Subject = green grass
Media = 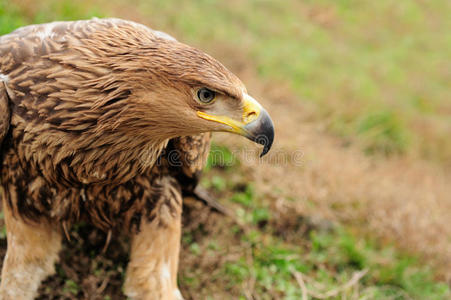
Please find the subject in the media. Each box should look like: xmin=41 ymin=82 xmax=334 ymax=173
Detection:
xmin=0 ymin=0 xmax=104 ymax=35
xmin=218 ymin=229 xmax=450 ymax=299
xmin=205 ymin=142 xmax=240 ymax=171
xmin=0 ymin=0 xmax=26 ymax=35
xmin=63 ymin=279 xmax=80 ymax=295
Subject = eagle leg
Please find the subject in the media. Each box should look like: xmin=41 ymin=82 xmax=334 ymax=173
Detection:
xmin=124 ymin=176 xmax=184 ymax=300
xmin=0 ymin=199 xmax=62 ymax=300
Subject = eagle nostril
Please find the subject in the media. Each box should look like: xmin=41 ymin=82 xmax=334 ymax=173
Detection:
xmin=244 ymin=111 xmax=257 ymax=124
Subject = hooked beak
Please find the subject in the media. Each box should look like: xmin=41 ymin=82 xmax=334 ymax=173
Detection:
xmin=197 ymin=94 xmax=274 ymax=157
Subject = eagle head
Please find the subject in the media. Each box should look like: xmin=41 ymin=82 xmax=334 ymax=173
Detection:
xmin=86 ymin=20 xmax=274 ymax=157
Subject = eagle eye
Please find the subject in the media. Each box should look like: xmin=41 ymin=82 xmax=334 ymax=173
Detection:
xmin=197 ymin=88 xmax=216 ymax=103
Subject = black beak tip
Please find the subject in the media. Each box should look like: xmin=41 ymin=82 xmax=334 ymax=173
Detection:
xmin=257 ymin=129 xmax=274 ymax=157
xmin=245 ymin=109 xmax=275 ymax=158
xmin=260 ymin=144 xmax=271 ymax=157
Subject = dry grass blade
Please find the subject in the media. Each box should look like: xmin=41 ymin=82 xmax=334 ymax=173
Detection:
xmin=291 ymin=269 xmax=308 ymax=300
xmin=62 ymin=221 xmax=71 ymax=242
xmin=293 ymin=269 xmax=368 ymax=299
xmin=101 ymin=230 xmax=112 ymax=254
xmin=96 ymin=277 xmax=109 ymax=295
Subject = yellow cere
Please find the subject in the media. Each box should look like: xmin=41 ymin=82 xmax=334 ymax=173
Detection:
xmin=242 ymin=94 xmax=261 ymax=124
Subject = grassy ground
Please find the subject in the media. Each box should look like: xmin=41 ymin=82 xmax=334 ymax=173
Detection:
xmin=1 ymin=0 xmax=451 ymax=299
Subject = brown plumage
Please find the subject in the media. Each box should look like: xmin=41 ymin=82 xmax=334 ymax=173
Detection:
xmin=0 ymin=18 xmax=274 ymax=299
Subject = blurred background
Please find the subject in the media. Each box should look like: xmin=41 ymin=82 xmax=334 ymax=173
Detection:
xmin=1 ymin=0 xmax=450 ymax=299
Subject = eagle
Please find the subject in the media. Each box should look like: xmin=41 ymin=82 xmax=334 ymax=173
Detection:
xmin=0 ymin=18 xmax=274 ymax=299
